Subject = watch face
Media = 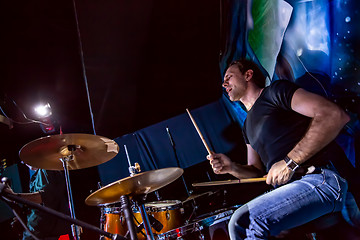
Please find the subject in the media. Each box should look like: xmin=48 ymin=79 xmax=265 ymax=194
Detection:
xmin=288 ymin=161 xmax=297 ymax=169
xmin=286 ymin=158 xmax=299 ymax=171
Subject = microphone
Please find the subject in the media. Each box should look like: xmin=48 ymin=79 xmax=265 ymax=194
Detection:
xmin=148 ymin=214 xmax=163 ymax=232
xmin=136 ymin=214 xmax=163 ymax=233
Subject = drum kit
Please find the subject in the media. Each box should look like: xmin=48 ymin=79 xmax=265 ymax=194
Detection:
xmin=17 ymin=133 xmax=249 ymax=240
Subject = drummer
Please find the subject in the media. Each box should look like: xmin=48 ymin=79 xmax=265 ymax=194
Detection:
xmin=15 ymin=163 xmax=72 ymax=240
xmin=207 ymin=59 xmax=358 ymax=239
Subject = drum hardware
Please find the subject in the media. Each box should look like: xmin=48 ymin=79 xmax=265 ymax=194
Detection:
xmin=124 ymin=145 xmax=141 ymax=177
xmin=185 ymin=204 xmax=199 ymax=224
xmin=121 ymin=195 xmax=138 ymax=240
xmin=19 ymin=133 xmax=119 ymax=240
xmin=86 ymin=167 xmax=184 ymax=240
xmin=157 ymin=208 xmax=236 ymax=240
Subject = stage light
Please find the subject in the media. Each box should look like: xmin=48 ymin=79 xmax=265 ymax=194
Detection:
xmin=33 ymin=103 xmax=56 ymax=133
xmin=34 ymin=103 xmax=52 ymax=118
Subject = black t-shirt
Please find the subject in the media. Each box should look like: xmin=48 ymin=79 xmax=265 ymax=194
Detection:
xmin=243 ymin=80 xmax=343 ymax=172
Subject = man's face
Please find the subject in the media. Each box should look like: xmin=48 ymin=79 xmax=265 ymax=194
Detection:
xmin=223 ymin=65 xmax=247 ymax=101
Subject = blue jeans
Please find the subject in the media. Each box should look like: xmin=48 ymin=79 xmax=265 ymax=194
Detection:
xmin=228 ymin=168 xmax=348 ymax=240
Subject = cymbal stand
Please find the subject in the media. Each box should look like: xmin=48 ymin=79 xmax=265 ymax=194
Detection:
xmin=134 ymin=196 xmax=155 ymax=240
xmin=60 ymin=145 xmax=80 ymax=240
xmin=120 ymin=195 xmax=138 ymax=240
xmin=123 ymin=145 xmax=148 ymax=239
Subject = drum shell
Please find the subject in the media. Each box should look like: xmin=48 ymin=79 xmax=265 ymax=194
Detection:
xmin=134 ymin=200 xmax=184 ymax=236
xmin=101 ymin=207 xmax=127 ymax=240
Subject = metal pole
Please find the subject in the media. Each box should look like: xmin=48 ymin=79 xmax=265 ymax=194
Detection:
xmin=138 ymin=204 xmax=155 ymax=240
xmin=61 ymin=156 xmax=80 ymax=240
xmin=120 ymin=195 xmax=138 ymax=240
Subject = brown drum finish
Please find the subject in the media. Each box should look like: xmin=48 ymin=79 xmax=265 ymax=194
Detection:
xmin=134 ymin=200 xmax=184 ymax=238
xmin=101 ymin=207 xmax=127 ymax=240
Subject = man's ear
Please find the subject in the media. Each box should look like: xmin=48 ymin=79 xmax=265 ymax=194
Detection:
xmin=245 ymin=69 xmax=253 ymax=81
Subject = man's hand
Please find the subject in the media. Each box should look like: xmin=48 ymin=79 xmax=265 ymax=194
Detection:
xmin=266 ymin=160 xmax=294 ymax=186
xmin=207 ymin=153 xmax=234 ymax=174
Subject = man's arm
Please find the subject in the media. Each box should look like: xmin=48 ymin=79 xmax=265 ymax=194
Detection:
xmin=207 ymin=144 xmax=265 ymax=179
xmin=266 ymin=88 xmax=350 ymax=186
xmin=288 ymin=88 xmax=350 ymax=164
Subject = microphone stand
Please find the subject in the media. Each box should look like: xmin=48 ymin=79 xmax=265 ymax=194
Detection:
xmin=0 ymin=181 xmax=126 ymax=240
xmin=166 ymin=127 xmax=190 ymax=197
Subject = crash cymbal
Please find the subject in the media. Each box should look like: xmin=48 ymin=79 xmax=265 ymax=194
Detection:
xmin=182 ymin=191 xmax=213 ymax=203
xmin=19 ymin=133 xmax=119 ymax=170
xmin=85 ymin=167 xmax=183 ymax=206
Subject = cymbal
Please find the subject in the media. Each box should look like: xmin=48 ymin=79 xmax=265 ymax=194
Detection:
xmin=85 ymin=167 xmax=183 ymax=206
xmin=182 ymin=191 xmax=213 ymax=203
xmin=19 ymin=133 xmax=119 ymax=170
xmin=192 ymin=178 xmax=266 ymax=187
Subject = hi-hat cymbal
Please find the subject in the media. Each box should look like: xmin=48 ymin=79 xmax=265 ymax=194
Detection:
xmin=85 ymin=167 xmax=184 ymax=206
xmin=182 ymin=191 xmax=213 ymax=203
xmin=19 ymin=133 xmax=119 ymax=170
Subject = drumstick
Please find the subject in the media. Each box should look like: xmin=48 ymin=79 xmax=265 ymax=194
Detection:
xmin=186 ymin=108 xmax=266 ymax=185
xmin=192 ymin=178 xmax=267 ymax=187
xmin=186 ymin=108 xmax=212 ymax=154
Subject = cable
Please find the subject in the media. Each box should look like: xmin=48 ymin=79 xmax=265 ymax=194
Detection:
xmin=12 ymin=100 xmax=52 ymax=125
xmin=71 ymin=0 xmax=97 ymax=135
xmin=0 ymin=100 xmax=51 ymax=126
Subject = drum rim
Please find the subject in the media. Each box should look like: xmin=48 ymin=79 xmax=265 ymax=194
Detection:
xmin=102 ymin=206 xmax=122 ymax=213
xmin=144 ymin=200 xmax=182 ymax=212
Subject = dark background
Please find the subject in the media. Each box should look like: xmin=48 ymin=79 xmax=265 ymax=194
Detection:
xmin=0 ymin=0 xmax=229 ymax=239
xmin=0 ymin=0 xmax=222 ymax=165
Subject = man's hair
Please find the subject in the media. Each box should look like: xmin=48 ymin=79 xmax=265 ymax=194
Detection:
xmin=229 ymin=59 xmax=266 ymax=88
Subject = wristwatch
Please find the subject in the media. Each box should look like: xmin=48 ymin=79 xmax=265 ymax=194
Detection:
xmin=284 ymin=156 xmax=299 ymax=171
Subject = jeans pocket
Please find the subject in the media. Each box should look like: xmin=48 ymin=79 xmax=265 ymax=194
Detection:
xmin=324 ymin=169 xmax=348 ymax=212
